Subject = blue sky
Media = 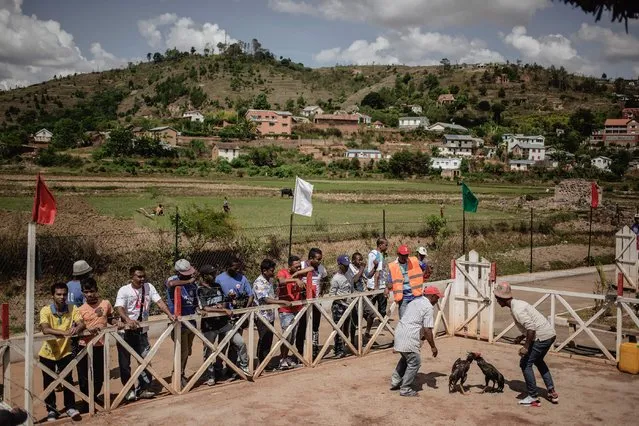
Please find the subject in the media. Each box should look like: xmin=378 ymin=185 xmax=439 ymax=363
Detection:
xmin=1 ymin=0 xmax=638 ymax=89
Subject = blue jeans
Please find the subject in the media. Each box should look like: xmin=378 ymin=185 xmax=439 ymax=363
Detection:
xmin=520 ymin=336 xmax=556 ymax=398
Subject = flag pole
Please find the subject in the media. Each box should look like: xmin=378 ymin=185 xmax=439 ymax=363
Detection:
xmin=288 ymin=213 xmax=293 ymax=258
xmin=587 ymin=204 xmax=593 ymax=266
xmin=25 ymin=221 xmax=36 ymax=424
xmin=462 ymin=208 xmax=466 ymax=255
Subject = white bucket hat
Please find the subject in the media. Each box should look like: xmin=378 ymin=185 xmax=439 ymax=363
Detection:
xmin=73 ymin=260 xmax=93 ymax=276
xmin=417 ymin=246 xmax=428 ymax=256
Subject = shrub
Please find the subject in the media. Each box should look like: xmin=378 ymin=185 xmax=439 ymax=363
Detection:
xmin=171 ymin=205 xmax=237 ymax=252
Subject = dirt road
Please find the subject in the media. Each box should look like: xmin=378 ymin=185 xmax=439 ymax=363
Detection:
xmin=79 ymin=338 xmax=638 ymax=426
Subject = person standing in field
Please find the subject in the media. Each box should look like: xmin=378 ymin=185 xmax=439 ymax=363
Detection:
xmin=165 ymin=259 xmax=199 ymax=387
xmin=77 ymin=278 xmax=114 ymax=405
xmin=39 ymin=282 xmax=85 ymax=422
xmin=365 ymin=238 xmax=389 ymax=340
xmin=298 ymin=247 xmax=328 ymax=359
xmin=330 ymin=255 xmax=355 ymax=358
xmin=223 ymin=197 xmax=230 ymax=214
xmin=494 ymin=282 xmax=559 ymax=406
xmin=276 ymin=255 xmax=306 ymax=369
xmin=114 ymin=266 xmax=175 ymax=401
xmin=390 ymin=286 xmax=442 ymax=397
xmin=253 ymin=258 xmax=290 ymax=367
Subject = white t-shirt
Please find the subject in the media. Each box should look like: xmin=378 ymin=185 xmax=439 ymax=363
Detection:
xmin=115 ymin=282 xmax=162 ymax=322
xmin=510 ymin=299 xmax=556 ymax=341
xmin=366 ymin=250 xmax=385 ymax=290
xmin=300 ymin=261 xmax=327 ymax=296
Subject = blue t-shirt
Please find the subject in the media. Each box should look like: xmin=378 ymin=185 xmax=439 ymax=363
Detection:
xmin=400 ymin=262 xmax=415 ymax=303
xmin=419 ymin=260 xmax=428 ymax=272
xmin=165 ymin=275 xmax=198 ymax=315
xmin=66 ymin=280 xmax=85 ymax=307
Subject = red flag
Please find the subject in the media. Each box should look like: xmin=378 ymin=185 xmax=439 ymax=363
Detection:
xmin=32 ymin=174 xmax=56 ymax=225
xmin=591 ymin=181 xmax=601 ymax=209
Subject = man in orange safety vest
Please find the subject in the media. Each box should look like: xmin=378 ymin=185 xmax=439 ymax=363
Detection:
xmin=388 ymin=245 xmax=424 ymax=319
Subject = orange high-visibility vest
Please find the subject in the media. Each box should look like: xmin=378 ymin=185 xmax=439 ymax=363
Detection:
xmin=388 ymin=257 xmax=424 ymax=302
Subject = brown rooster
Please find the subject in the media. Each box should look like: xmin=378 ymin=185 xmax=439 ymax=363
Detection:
xmin=471 ymin=352 xmax=505 ymax=393
xmin=449 ymin=352 xmax=474 ymax=394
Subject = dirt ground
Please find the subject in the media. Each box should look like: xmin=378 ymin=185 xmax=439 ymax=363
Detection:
xmin=71 ymin=338 xmax=638 ymax=426
xmin=502 ymin=244 xmax=614 ymax=269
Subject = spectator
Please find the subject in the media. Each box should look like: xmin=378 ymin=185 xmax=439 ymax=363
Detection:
xmin=39 ymin=282 xmax=85 ymax=422
xmin=388 ymin=245 xmax=424 ymax=319
xmin=299 ymin=247 xmax=327 ymax=358
xmin=391 ymin=286 xmax=441 ymax=397
xmin=631 ymin=214 xmax=639 ymax=235
xmin=345 ymin=252 xmax=373 ymax=348
xmin=330 ymin=255 xmax=354 ymax=358
xmin=114 ymin=266 xmax=175 ymax=401
xmin=277 ymin=255 xmax=306 ymax=369
xmin=66 ymin=260 xmax=92 ymax=308
xmin=215 ymin=257 xmax=253 ymax=375
xmin=223 ymin=197 xmax=230 ymax=214
xmin=365 ymin=238 xmax=389 ymax=339
xmin=154 ymin=204 xmax=164 ymax=216
xmin=165 ymin=259 xmax=199 ymax=387
xmin=416 ymin=247 xmax=433 ymax=281
xmin=77 ymin=278 xmax=114 ymax=405
xmin=253 ymin=259 xmax=290 ymax=367
xmin=196 ymin=265 xmax=235 ymax=386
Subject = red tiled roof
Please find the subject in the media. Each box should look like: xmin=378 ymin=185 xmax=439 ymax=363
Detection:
xmin=605 ymin=118 xmax=630 ymax=126
xmin=314 ymin=114 xmax=360 ymax=121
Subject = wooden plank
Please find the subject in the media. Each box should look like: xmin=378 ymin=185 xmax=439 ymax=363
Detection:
xmin=363 ymin=298 xmax=396 ymax=355
xmin=616 ymin=304 xmax=623 ymax=363
xmin=620 ymin=302 xmax=639 ymax=330
xmin=248 ymin=312 xmax=255 ymax=375
xmin=554 ymin=305 xmax=609 ymax=352
xmin=357 ymin=296 xmax=363 ymax=356
xmin=312 ymin=299 xmax=358 ymax=366
xmin=103 ymin=332 xmax=111 ymax=412
xmin=510 ymin=285 xmax=607 ymax=300
xmin=173 ymin=320 xmax=182 ymax=393
xmin=2 ymin=344 xmax=10 ymax=404
xmin=88 ymin=343 xmax=95 ymax=414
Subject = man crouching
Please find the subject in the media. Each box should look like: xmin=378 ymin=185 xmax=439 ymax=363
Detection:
xmin=390 ymin=286 xmax=442 ymax=397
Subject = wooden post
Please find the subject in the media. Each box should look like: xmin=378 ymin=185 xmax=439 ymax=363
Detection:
xmin=288 ymin=213 xmax=294 ymax=258
xmin=103 ymin=332 xmax=111 ymax=412
xmin=462 ymin=209 xmax=466 ymax=255
xmin=529 ymin=207 xmax=533 ymax=273
xmin=550 ymin=294 xmax=556 ymax=331
xmin=173 ymin=319 xmax=182 ymax=393
xmin=248 ymin=311 xmax=255 ymax=375
xmin=617 ymin=272 xmax=624 ymax=296
xmin=382 ymin=209 xmax=386 ymax=239
xmin=88 ymin=343 xmax=95 ymax=414
xmin=1 ymin=303 xmax=8 ymax=339
xmin=357 ymin=296 xmax=363 ymax=356
xmin=616 ymin=302 xmax=622 ymax=363
xmin=305 ymin=303 xmax=312 ymax=365
xmin=24 ymin=221 xmax=36 ymax=426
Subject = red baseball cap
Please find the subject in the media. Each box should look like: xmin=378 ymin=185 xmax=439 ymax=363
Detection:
xmin=424 ymin=286 xmax=443 ymax=298
xmin=397 ymin=245 xmax=410 ymax=255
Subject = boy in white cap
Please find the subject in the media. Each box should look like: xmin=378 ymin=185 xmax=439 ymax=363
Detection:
xmin=67 ymin=260 xmax=93 ymax=308
xmin=494 ymin=281 xmax=559 ymax=406
xmin=416 ymin=247 xmax=432 ymax=281
xmin=166 ymin=259 xmax=199 ymax=387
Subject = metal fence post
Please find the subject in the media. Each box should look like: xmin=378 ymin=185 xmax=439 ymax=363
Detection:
xmin=1 ymin=303 xmax=8 ymax=339
xmin=529 ymin=207 xmax=533 ymax=273
xmin=382 ymin=209 xmax=386 ymax=238
xmin=174 ymin=207 xmax=180 ymax=262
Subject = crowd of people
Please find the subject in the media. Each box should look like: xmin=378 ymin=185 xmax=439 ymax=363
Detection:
xmin=37 ymin=237 xmax=558 ymax=420
xmin=38 ymin=238 xmax=436 ymax=420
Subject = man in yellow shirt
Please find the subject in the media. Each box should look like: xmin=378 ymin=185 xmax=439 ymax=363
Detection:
xmin=39 ymin=282 xmax=85 ymax=422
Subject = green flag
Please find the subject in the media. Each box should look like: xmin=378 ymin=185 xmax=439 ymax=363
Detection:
xmin=462 ymin=182 xmax=478 ymax=213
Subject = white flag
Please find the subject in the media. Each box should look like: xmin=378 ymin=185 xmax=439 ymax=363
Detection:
xmin=292 ymin=176 xmax=313 ymax=217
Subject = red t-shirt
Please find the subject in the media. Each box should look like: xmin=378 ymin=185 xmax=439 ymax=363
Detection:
xmin=277 ymin=269 xmax=302 ymax=313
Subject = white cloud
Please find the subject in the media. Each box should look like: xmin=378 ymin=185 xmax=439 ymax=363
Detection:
xmin=137 ymin=14 xmax=235 ymax=54
xmin=270 ymin=0 xmax=548 ymax=28
xmin=577 ymin=23 xmax=639 ymax=63
xmin=0 ymin=4 xmax=129 ymax=89
xmin=313 ymin=29 xmax=504 ymax=66
xmin=137 ymin=13 xmax=177 ymax=49
xmin=502 ymin=26 xmax=597 ymax=75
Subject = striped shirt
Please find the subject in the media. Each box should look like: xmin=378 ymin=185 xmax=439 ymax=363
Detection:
xmin=393 ymin=296 xmax=434 ymax=353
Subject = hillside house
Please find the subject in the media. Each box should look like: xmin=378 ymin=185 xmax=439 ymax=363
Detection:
xmin=591 ymin=156 xmax=612 ymax=172
xmin=292 ymin=116 xmax=310 ymax=124
xmin=33 ymin=128 xmax=53 ymax=144
xmin=427 ymin=122 xmax=468 ymax=133
xmin=345 ymin=149 xmax=382 ymax=160
xmin=495 ymin=74 xmax=510 ymax=84
xmin=503 ymin=134 xmax=546 ymax=162
xmin=372 ymin=121 xmax=385 ymax=129
xmin=211 ymin=143 xmax=243 ymax=161
xmin=355 ymin=113 xmax=372 ymax=125
xmin=148 ymin=126 xmax=180 ymax=146
xmin=601 ymin=118 xmax=639 ymax=146
xmin=437 ymin=94 xmax=455 ymax=105
xmin=182 ymin=110 xmax=204 ymax=122
xmin=245 ymin=109 xmax=293 ymax=136
xmin=313 ymin=113 xmax=362 ymax=134
xmin=509 ymin=159 xmax=535 ymax=172
xmin=301 ymin=106 xmax=324 ymax=117
xmin=398 ymin=116 xmax=430 ymax=130
xmin=441 ymin=135 xmax=484 ymax=157
xmin=431 ymin=157 xmax=461 ymax=178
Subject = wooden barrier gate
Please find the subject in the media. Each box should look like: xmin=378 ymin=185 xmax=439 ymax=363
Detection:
xmin=615 ymin=226 xmax=639 ymax=291
xmin=450 ymin=251 xmax=496 ymax=341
